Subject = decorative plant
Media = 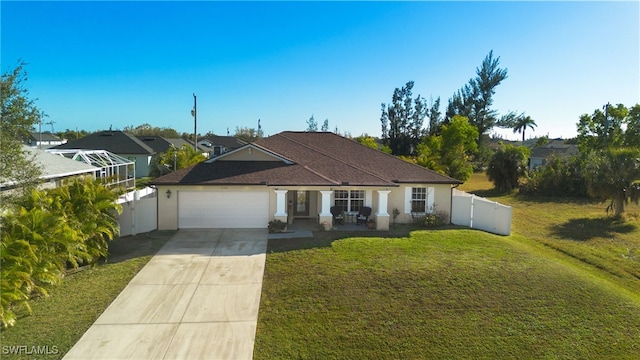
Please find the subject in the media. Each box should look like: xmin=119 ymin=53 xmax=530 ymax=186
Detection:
xmin=367 ymin=218 xmax=376 ymax=229
xmin=268 ymin=219 xmax=287 ymax=233
xmin=392 ymin=207 xmax=400 ymax=225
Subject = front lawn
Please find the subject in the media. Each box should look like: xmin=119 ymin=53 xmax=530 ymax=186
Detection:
xmin=255 ymin=230 xmax=640 ymax=359
xmin=255 ymin=173 xmax=640 ymax=358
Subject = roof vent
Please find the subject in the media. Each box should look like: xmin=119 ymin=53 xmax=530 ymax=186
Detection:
xmin=342 ymin=181 xmax=349 ymax=185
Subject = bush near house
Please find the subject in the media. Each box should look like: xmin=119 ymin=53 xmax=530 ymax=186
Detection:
xmin=0 ymin=177 xmax=122 ymax=328
xmin=520 ymin=155 xmax=588 ymax=198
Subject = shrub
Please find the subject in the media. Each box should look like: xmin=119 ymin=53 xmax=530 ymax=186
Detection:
xmin=268 ymin=220 xmax=287 ymax=233
xmin=520 ymin=155 xmax=588 ymax=198
xmin=487 ymin=144 xmax=530 ymax=192
xmin=412 ymin=211 xmax=448 ymax=228
xmin=0 ymin=177 xmax=122 ymax=328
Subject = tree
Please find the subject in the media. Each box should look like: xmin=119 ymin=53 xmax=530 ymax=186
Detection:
xmin=354 ymin=135 xmax=392 ymax=154
xmin=380 ymin=81 xmax=427 ymax=156
xmin=416 ymin=115 xmax=478 ymax=181
xmin=321 ymin=119 xmax=329 ymax=132
xmin=486 ymin=143 xmax=530 ymax=192
xmin=233 ymin=126 xmax=263 ymax=143
xmin=584 ymin=148 xmax=640 ymax=217
xmin=534 ymin=135 xmax=550 ymax=147
xmin=446 ymin=51 xmax=508 ymax=140
xmin=577 ymin=103 xmax=640 ymax=216
xmin=57 ymin=128 xmax=90 ymax=141
xmin=1 ymin=177 xmax=122 ymax=327
xmin=1 ymin=63 xmax=43 ymax=203
xmin=306 ymin=115 xmax=318 ymax=132
xmin=577 ymin=104 xmax=624 ymax=154
xmin=151 ymin=144 xmax=206 ymax=177
xmin=512 ymin=114 xmax=537 ymax=142
xmin=427 ymin=97 xmax=442 ymax=136
xmin=123 ymin=123 xmax=180 ymax=138
xmin=625 ymin=104 xmax=640 ymax=148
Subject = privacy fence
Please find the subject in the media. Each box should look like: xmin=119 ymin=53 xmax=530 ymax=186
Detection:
xmin=117 ymin=187 xmax=157 ymax=237
xmin=451 ymin=189 xmax=512 ymax=236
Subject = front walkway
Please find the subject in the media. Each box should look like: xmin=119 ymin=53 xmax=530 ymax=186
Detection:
xmin=64 ymin=229 xmax=267 ymax=360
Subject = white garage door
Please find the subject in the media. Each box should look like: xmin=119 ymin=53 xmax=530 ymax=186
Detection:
xmin=178 ymin=190 xmax=269 ymax=228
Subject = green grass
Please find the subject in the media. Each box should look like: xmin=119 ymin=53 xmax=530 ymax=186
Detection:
xmin=0 ymin=231 xmax=172 ymax=359
xmin=255 ymin=173 xmax=640 ymax=359
xmin=460 ymin=172 xmax=640 ymax=290
xmin=0 ymin=258 xmax=151 ymax=359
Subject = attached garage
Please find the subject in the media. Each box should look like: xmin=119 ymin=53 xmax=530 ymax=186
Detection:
xmin=178 ymin=190 xmax=269 ymax=229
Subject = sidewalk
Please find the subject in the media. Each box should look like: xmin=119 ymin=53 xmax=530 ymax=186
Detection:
xmin=63 ymin=229 xmax=268 ymax=360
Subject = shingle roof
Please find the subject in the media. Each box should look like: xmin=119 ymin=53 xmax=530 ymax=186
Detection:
xmin=152 ymin=131 xmax=461 ymax=186
xmin=135 ymin=136 xmax=174 ymax=153
xmin=51 ymin=131 xmax=156 ymax=155
xmin=167 ymin=138 xmax=210 ymax=152
xmin=530 ymin=144 xmax=579 ymax=159
xmin=198 ymin=135 xmax=246 ymax=149
xmin=28 ymin=132 xmax=62 ymax=142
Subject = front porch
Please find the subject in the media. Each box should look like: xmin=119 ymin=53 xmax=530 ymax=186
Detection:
xmin=273 ymin=189 xmax=391 ymax=231
xmin=268 ymin=218 xmax=377 ymax=240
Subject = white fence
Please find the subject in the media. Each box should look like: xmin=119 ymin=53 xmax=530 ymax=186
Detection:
xmin=117 ymin=187 xmax=157 ymax=237
xmin=451 ymin=189 xmax=512 ymax=236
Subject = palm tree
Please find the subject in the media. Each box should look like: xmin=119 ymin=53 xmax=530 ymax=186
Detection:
xmin=513 ymin=115 xmax=537 ymax=142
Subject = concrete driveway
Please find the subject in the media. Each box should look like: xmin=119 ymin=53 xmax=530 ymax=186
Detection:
xmin=64 ymin=229 xmax=267 ymax=360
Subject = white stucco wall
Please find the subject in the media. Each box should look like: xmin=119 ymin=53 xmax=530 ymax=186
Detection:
xmin=156 ymin=184 xmax=455 ymax=230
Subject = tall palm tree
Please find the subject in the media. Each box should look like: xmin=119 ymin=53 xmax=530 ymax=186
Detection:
xmin=513 ymin=115 xmax=537 ymax=142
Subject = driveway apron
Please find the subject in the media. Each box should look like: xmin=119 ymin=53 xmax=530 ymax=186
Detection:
xmin=63 ymin=229 xmax=268 ymax=360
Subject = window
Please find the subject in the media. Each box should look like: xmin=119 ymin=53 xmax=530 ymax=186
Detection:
xmin=406 ymin=187 xmax=434 ymax=214
xmin=411 ymin=187 xmax=427 ymax=213
xmin=334 ymin=190 xmax=365 ymax=212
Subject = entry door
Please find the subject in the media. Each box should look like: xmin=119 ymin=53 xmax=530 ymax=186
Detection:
xmin=293 ymin=190 xmax=310 ymax=217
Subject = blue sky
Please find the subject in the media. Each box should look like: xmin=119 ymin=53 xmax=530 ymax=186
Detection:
xmin=2 ymin=1 xmax=638 ymax=140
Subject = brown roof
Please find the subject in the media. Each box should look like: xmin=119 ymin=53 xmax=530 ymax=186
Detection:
xmin=152 ymin=131 xmax=461 ymax=186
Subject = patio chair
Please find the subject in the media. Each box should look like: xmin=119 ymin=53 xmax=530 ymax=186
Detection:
xmin=356 ymin=206 xmax=372 ymax=225
xmin=330 ymin=205 xmax=344 ymax=225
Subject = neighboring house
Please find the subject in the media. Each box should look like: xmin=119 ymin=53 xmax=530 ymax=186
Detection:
xmin=0 ymin=146 xmax=98 ymax=191
xmin=198 ymin=135 xmax=245 ymax=157
xmin=528 ymin=142 xmax=578 ymax=172
xmin=166 ymin=138 xmax=211 ymax=158
xmin=51 ymin=131 xmax=157 ymax=178
xmin=24 ymin=132 xmax=66 ymax=149
xmin=152 ymin=131 xmax=462 ymax=231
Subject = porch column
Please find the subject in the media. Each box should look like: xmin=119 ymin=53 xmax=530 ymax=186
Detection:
xmin=274 ymin=189 xmax=288 ymax=223
xmin=376 ymin=190 xmax=391 ymax=231
xmin=319 ymin=190 xmax=333 ymax=228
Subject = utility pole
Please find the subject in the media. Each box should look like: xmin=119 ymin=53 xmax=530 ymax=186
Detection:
xmin=191 ymin=93 xmax=197 ymax=151
xmin=603 ymin=102 xmax=611 ymax=146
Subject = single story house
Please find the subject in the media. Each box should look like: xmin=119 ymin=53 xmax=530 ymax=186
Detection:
xmin=24 ymin=132 xmax=66 ymax=149
xmin=0 ymin=146 xmax=98 ymax=191
xmin=52 ymin=131 xmax=156 ymax=177
xmin=197 ymin=135 xmax=246 ymax=157
xmin=152 ymin=131 xmax=462 ymax=231
xmin=528 ymin=142 xmax=578 ymax=172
